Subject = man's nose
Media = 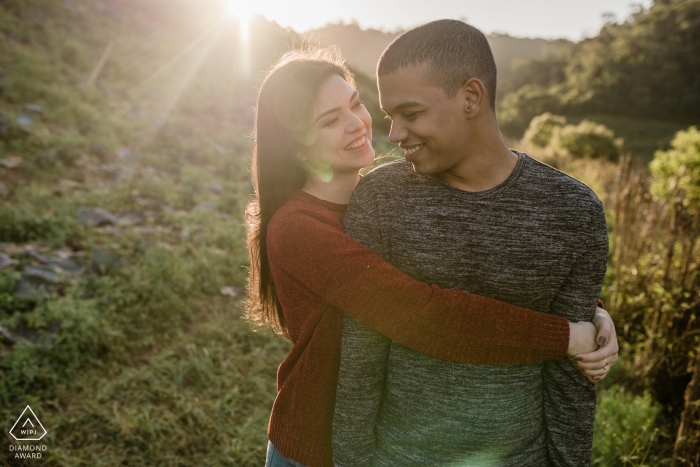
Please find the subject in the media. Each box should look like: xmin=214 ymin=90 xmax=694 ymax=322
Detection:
xmin=388 ymin=121 xmax=408 ymax=144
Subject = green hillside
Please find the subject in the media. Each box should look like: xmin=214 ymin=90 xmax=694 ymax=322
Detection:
xmin=497 ymin=0 xmax=700 ymax=160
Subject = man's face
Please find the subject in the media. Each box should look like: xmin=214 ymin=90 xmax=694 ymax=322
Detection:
xmin=378 ymin=62 xmax=469 ymax=175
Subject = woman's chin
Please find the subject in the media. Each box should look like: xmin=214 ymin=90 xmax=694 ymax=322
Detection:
xmin=359 ymin=147 xmax=376 ymax=168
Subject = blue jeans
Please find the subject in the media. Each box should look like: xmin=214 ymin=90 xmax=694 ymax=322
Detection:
xmin=265 ymin=441 xmax=308 ymax=467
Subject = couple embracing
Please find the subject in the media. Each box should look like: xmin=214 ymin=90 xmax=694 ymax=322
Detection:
xmin=245 ymin=19 xmax=618 ymax=467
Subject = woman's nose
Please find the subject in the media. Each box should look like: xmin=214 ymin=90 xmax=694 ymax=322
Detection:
xmin=345 ymin=112 xmax=365 ymax=132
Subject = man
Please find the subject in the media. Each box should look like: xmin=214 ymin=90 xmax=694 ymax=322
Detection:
xmin=332 ymin=20 xmax=609 ymax=467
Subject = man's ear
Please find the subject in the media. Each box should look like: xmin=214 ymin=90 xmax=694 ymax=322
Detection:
xmin=461 ymin=78 xmax=487 ymax=118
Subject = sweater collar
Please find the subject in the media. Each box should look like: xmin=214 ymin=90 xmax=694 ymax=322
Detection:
xmin=291 ymin=190 xmax=349 ymax=213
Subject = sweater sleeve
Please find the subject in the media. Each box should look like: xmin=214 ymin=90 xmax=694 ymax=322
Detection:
xmin=541 ymin=202 xmax=609 ymax=466
xmin=267 ymin=202 xmax=570 ymax=365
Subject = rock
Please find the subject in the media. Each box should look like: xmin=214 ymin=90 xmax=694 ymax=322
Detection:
xmin=101 ymin=226 xmax=123 ymax=237
xmin=76 ymin=207 xmax=118 ymax=227
xmin=89 ymin=142 xmax=108 ymax=161
xmin=0 ymin=327 xmax=15 ymax=346
xmin=0 ymin=242 xmax=22 ymax=255
xmin=90 ymin=248 xmax=122 ymax=275
xmin=206 ymin=183 xmax=223 ymax=194
xmin=4 ymin=321 xmax=59 ymax=345
xmin=134 ymin=240 xmax=150 ymax=254
xmin=220 ymin=286 xmax=242 ymax=297
xmin=0 ymin=252 xmax=18 ymax=269
xmin=14 ymin=265 xmax=65 ymax=300
xmin=193 ymin=201 xmax=217 ymax=212
xmin=119 ymin=212 xmax=144 ymax=226
xmin=22 ymin=103 xmax=44 ymax=115
xmin=117 ymin=147 xmax=140 ymax=164
xmin=0 ymin=182 xmax=9 ymax=198
xmin=16 ymin=113 xmax=33 ymax=131
xmin=38 ymin=149 xmax=57 ymax=168
xmin=132 ymin=226 xmax=157 ymax=236
xmin=59 ymin=179 xmax=81 ymax=188
xmin=98 ymin=164 xmax=122 ymax=180
xmin=0 ymin=113 xmax=9 ymax=138
xmin=24 ymin=250 xmax=82 ymax=276
xmin=56 ymin=145 xmax=81 ymax=166
xmin=0 ymin=155 xmax=23 ymax=168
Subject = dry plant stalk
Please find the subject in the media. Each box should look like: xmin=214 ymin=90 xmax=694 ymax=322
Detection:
xmin=604 ymin=155 xmax=700 ymax=462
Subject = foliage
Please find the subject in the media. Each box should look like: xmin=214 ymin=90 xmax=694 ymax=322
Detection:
xmin=499 ymin=0 xmax=699 ymax=147
xmin=551 ymin=119 xmax=622 ymax=162
xmin=0 ymin=205 xmax=82 ymax=247
xmin=593 ymin=386 xmax=663 ymax=466
xmin=567 ymin=115 xmax=689 ymax=163
xmin=523 ymin=112 xmax=566 ymax=148
xmin=650 ymin=126 xmax=700 ymax=209
xmin=498 ymin=50 xmax=570 ymax=97
xmin=580 ymin=152 xmax=699 ymax=465
xmin=497 ymin=85 xmax=561 ymax=137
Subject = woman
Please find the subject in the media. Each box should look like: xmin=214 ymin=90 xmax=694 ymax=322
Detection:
xmin=245 ymin=48 xmax=618 ymax=467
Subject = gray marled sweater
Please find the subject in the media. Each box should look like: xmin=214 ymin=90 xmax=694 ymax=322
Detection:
xmin=332 ymin=151 xmax=608 ymax=467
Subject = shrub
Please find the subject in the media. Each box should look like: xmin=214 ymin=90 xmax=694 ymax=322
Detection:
xmin=649 ymin=126 xmax=700 ymax=208
xmin=498 ymin=85 xmax=561 ymax=138
xmin=551 ymin=120 xmax=622 ymax=161
xmin=593 ymin=386 xmax=662 ymax=466
xmin=0 ymin=205 xmax=81 ymax=247
xmin=523 ymin=112 xmax=566 ymax=148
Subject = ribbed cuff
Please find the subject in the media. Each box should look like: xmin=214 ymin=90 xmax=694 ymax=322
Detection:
xmin=529 ymin=313 xmax=570 ymax=361
xmin=268 ymin=420 xmax=334 ymax=467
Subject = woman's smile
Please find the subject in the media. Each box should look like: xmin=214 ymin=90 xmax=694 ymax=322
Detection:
xmin=344 ymin=134 xmax=368 ymax=151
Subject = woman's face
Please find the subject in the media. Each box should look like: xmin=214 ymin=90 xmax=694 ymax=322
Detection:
xmin=301 ymin=75 xmax=374 ymax=179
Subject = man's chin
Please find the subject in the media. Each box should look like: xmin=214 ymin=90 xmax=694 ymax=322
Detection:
xmin=407 ymin=159 xmax=435 ymax=175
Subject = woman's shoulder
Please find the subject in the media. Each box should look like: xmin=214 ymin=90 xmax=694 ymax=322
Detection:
xmin=268 ymin=192 xmax=343 ymax=244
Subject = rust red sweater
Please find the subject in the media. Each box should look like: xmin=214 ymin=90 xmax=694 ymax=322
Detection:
xmin=265 ymin=190 xmax=571 ymax=467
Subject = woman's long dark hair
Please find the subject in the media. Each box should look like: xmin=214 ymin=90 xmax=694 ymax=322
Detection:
xmin=245 ymin=48 xmax=354 ymax=336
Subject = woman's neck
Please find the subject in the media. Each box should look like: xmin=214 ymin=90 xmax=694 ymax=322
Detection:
xmin=301 ymin=170 xmax=360 ymax=204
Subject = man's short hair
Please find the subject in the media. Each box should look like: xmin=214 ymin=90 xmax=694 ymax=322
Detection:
xmin=377 ymin=20 xmax=497 ymax=110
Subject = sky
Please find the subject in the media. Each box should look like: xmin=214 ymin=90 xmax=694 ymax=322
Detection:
xmin=227 ymin=0 xmax=654 ymax=40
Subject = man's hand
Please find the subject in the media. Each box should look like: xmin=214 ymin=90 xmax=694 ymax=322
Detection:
xmin=568 ymin=307 xmax=619 ymax=384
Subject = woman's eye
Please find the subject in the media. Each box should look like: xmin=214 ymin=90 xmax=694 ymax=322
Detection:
xmin=352 ymin=100 xmax=365 ymax=109
xmin=322 ymin=118 xmax=339 ymax=128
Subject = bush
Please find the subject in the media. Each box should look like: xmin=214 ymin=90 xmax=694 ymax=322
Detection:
xmin=593 ymin=386 xmax=662 ymax=466
xmin=551 ymin=120 xmax=622 ymax=161
xmin=0 ymin=205 xmax=81 ymax=246
xmin=523 ymin=113 xmax=566 ymax=148
xmin=649 ymin=126 xmax=700 ymax=208
xmin=498 ymin=85 xmax=561 ymax=138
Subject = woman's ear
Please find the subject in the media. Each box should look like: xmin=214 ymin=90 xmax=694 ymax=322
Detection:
xmin=461 ymin=77 xmax=486 ymax=118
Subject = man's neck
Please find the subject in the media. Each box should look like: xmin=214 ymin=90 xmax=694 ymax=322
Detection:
xmin=301 ymin=170 xmax=360 ymax=204
xmin=436 ymin=135 xmax=518 ymax=193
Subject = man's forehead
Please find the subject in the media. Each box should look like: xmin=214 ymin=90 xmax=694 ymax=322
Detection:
xmin=378 ymin=66 xmax=443 ymax=110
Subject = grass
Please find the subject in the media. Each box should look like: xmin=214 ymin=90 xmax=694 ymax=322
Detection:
xmin=38 ymin=300 xmax=289 ymax=467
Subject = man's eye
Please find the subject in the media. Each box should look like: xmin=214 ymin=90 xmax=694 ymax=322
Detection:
xmin=404 ymin=112 xmax=418 ymax=120
xmin=322 ymin=118 xmax=339 ymax=128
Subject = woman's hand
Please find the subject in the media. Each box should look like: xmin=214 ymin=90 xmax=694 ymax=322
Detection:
xmin=567 ymin=307 xmax=619 ymax=384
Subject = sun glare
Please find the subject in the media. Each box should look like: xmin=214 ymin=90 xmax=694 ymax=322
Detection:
xmin=225 ymin=0 xmax=255 ymax=31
